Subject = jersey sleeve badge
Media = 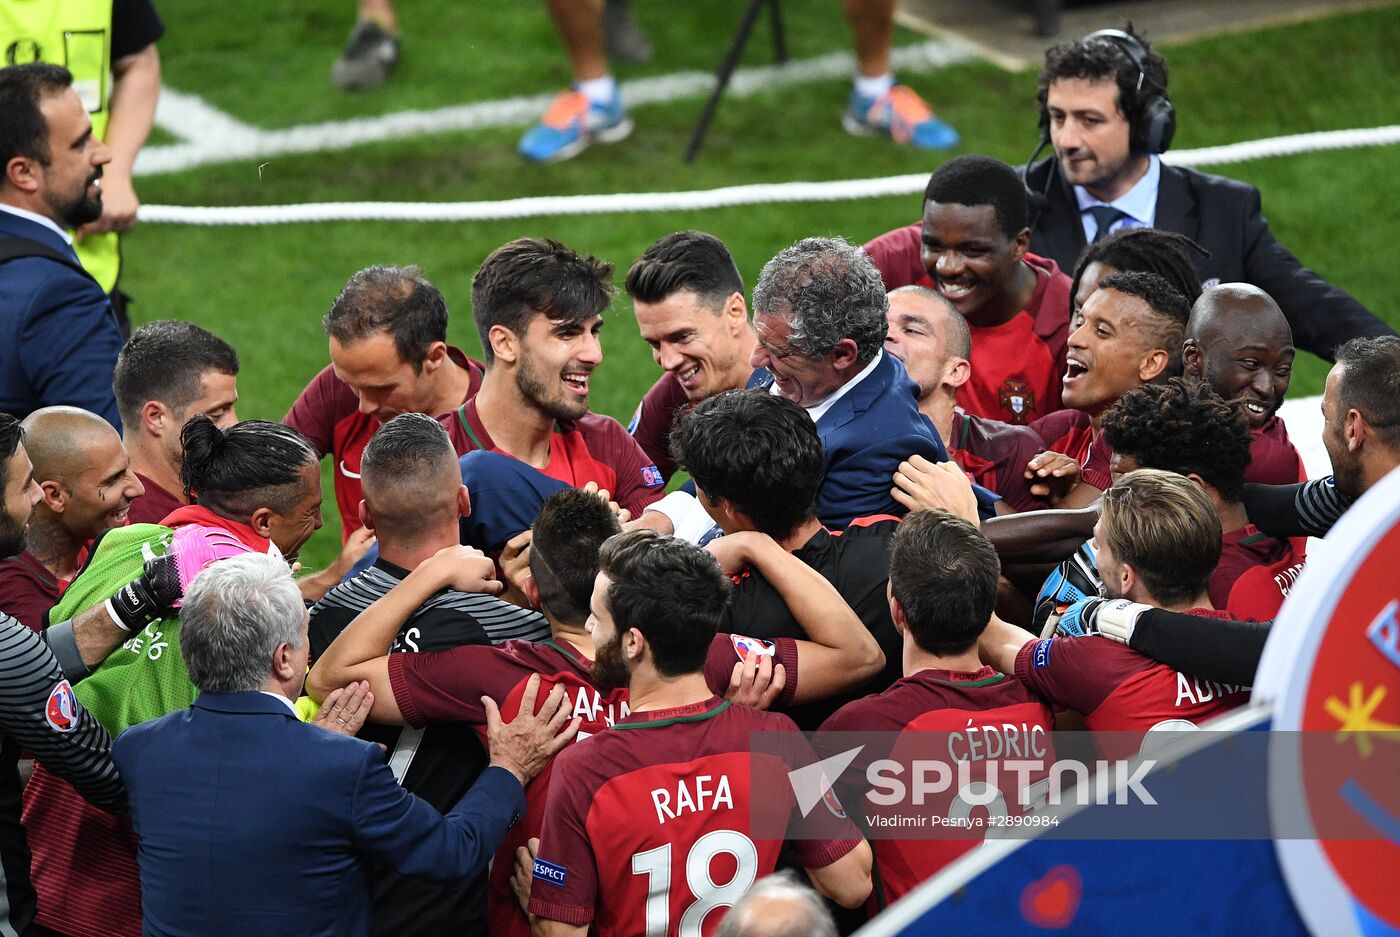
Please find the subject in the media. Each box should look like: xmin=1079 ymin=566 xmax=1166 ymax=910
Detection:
xmin=45 ymin=679 xmax=79 ymax=733
xmin=641 ymin=465 xmax=664 ymax=487
xmin=730 ymin=635 xmax=776 ymax=662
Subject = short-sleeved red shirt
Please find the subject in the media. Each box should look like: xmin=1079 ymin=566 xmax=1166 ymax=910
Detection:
xmin=453 ymin=398 xmax=665 ymax=519
xmin=389 ymin=634 xmax=798 ymax=937
xmin=529 ymin=697 xmax=861 ymax=936
xmin=284 ymin=347 xmax=485 ymax=540
xmin=1031 ymin=408 xmax=1113 ymax=491
xmin=1013 ymin=612 xmax=1249 ymax=758
xmin=947 ymin=412 xmax=1052 ymax=513
xmin=820 ymin=666 xmax=1054 ymax=905
xmin=863 ymin=223 xmax=1071 ymax=425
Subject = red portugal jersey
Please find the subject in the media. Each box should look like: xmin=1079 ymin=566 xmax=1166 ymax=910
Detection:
xmin=1032 ymin=408 xmax=1113 ymax=491
xmin=1227 ymin=555 xmax=1306 ymax=621
xmin=1246 ymin=416 xmax=1307 ymax=486
xmin=1210 ymin=525 xmax=1296 ymax=610
xmin=820 ymin=667 xmax=1054 ymax=906
xmin=863 ymin=224 xmax=1070 ymax=425
xmin=453 ymin=398 xmax=665 ymax=519
xmin=947 ymin=412 xmax=1052 ymax=513
xmin=529 ymin=697 xmax=860 ymax=937
xmin=284 ymin=347 xmax=485 ymax=540
xmin=389 ymin=635 xmax=798 ymax=937
xmin=1013 ymin=612 xmax=1249 ymax=758
xmin=628 ymin=371 xmax=691 ymax=484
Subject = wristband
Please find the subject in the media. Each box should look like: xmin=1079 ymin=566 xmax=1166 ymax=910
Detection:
xmin=104 ymin=577 xmax=161 ymax=634
xmin=1094 ymin=599 xmax=1151 ymax=645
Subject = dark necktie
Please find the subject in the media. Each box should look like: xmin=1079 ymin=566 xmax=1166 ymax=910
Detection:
xmin=1088 ymin=205 xmax=1128 ymax=243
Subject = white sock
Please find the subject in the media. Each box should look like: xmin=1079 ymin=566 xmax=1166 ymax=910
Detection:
xmin=853 ymin=72 xmax=895 ymax=100
xmin=575 ymin=75 xmax=618 ymax=105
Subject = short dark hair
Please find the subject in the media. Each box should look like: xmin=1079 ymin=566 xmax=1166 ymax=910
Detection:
xmin=323 ymin=266 xmax=449 ymax=372
xmin=180 ymin=417 xmax=317 ymax=519
xmin=0 ymin=413 xmax=23 ymax=492
xmin=888 ymin=510 xmax=1000 ymax=656
xmin=360 ymin=413 xmax=458 ymax=544
xmin=1070 ymin=227 xmax=1207 ymax=312
xmin=113 ymin=321 xmax=240 ymax=429
xmin=670 ymin=390 xmax=823 ymax=540
xmin=0 ymin=63 xmax=72 ymax=171
xmin=597 ymin=530 xmax=731 ymax=678
xmin=923 ymin=155 xmax=1030 ymax=239
xmin=531 ymin=489 xmax=622 ymax=626
xmin=1336 ymin=335 xmax=1400 ymax=449
xmin=1037 ymin=26 xmax=1169 ymax=145
xmin=472 ymin=238 xmax=614 ymax=364
xmin=1095 ymin=270 xmax=1191 ymax=376
xmin=753 ymin=237 xmax=888 ymax=365
xmin=625 ymin=231 xmax=745 ymax=309
xmin=1102 ymin=378 xmax=1251 ymax=502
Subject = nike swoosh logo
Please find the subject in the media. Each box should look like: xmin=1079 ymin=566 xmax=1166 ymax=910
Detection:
xmin=338 ymin=459 xmax=361 ymax=479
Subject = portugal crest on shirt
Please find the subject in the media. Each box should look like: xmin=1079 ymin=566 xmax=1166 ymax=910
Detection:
xmin=999 ymin=380 xmax=1036 ymax=424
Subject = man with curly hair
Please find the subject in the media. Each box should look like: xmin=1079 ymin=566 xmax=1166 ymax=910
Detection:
xmin=1101 ymin=378 xmax=1298 ymax=614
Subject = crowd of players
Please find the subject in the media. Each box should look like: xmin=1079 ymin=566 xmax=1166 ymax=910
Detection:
xmin=0 ymin=25 xmax=1398 ymax=937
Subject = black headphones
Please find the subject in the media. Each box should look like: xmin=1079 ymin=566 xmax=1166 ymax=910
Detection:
xmin=1033 ymin=28 xmax=1176 ymax=156
xmin=1085 ymin=28 xmax=1176 ymax=154
xmin=1025 ymin=28 xmax=1176 ymax=228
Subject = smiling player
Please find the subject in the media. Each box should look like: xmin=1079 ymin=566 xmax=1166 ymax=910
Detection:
xmin=625 ymin=232 xmax=760 ymax=482
xmin=0 ymin=407 xmax=142 ymax=630
xmin=1031 ymin=270 xmax=1189 ymax=501
xmin=456 ymin=238 xmax=665 ymax=518
xmin=863 ymin=155 xmax=1073 ymax=425
xmin=1183 ymin=283 xmax=1307 ymax=486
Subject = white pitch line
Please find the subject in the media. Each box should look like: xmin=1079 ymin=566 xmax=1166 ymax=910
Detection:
xmin=135 ymin=38 xmax=978 ymax=176
xmin=154 ymin=88 xmax=262 ymax=145
xmin=137 ymin=122 xmax=1400 ymax=225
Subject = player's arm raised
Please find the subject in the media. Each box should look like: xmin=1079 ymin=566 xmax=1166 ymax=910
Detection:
xmin=306 ymin=545 xmax=501 ymax=723
xmin=978 ymin=614 xmax=1038 ymax=675
xmin=804 ymin=840 xmax=874 ymax=909
xmin=708 ymin=532 xmax=884 ymax=702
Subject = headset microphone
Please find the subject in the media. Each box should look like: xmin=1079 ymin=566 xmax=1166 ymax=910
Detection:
xmin=1024 ymin=134 xmax=1054 ymax=230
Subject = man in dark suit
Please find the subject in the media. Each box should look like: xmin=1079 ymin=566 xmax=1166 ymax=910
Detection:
xmin=1025 ymin=28 xmax=1394 ymax=360
xmin=113 ymin=552 xmax=577 ymax=937
xmin=0 ymin=63 xmax=124 ymax=428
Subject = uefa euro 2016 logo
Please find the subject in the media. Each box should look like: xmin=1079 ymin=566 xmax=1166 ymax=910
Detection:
xmin=45 ymin=680 xmax=78 ymax=733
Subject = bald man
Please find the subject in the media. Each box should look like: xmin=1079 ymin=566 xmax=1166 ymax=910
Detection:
xmin=1183 ymin=283 xmax=1306 ymax=486
xmin=0 ymin=407 xmax=143 ymax=630
xmin=883 ymin=286 xmax=1072 ymax=512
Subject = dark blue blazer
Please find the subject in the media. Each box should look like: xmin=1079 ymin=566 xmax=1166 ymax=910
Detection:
xmin=750 ymin=353 xmax=997 ymax=527
xmin=0 ymin=210 xmax=122 ymax=428
xmin=112 ymin=691 xmax=524 ymax=937
xmin=1024 ymin=156 xmax=1395 ymax=360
